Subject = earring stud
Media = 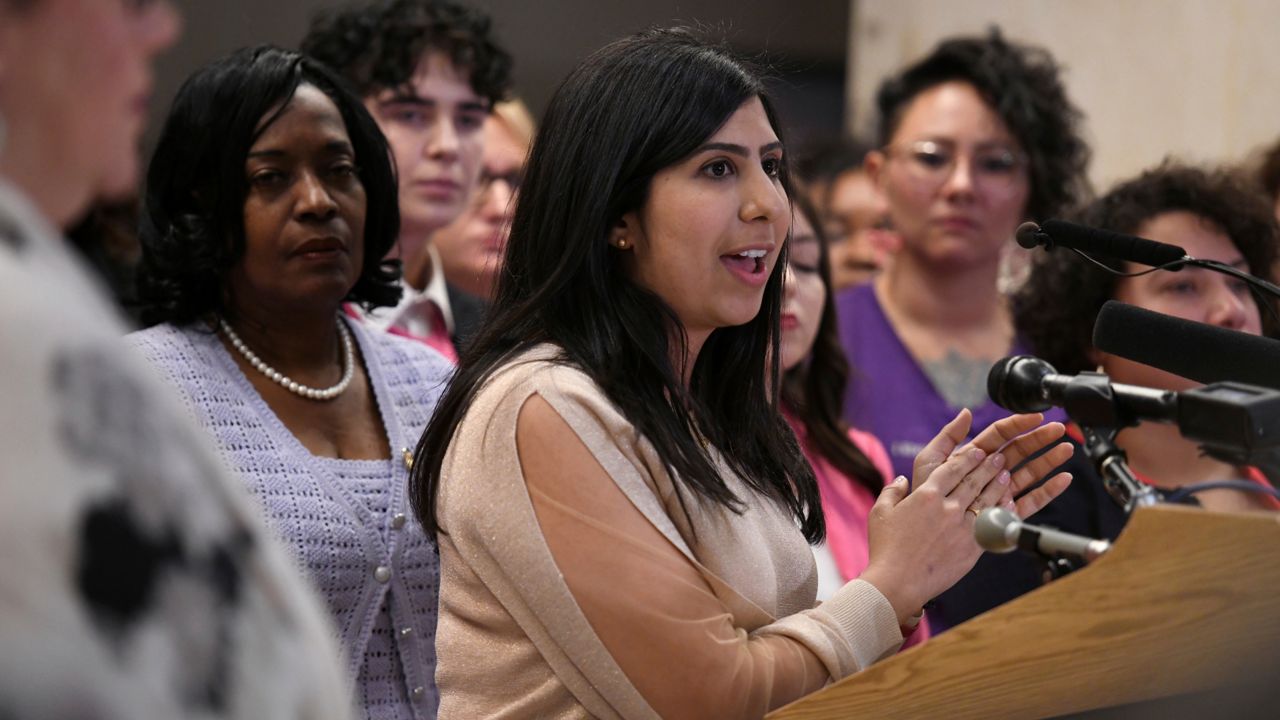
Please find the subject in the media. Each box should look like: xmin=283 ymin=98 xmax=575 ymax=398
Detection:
xmin=615 ymin=238 xmax=629 ymax=249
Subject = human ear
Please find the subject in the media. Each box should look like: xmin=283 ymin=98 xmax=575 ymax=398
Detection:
xmin=864 ymin=149 xmax=887 ymax=189
xmin=611 ymin=214 xmax=635 ymax=250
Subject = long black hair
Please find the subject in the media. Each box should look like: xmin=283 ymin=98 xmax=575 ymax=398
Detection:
xmin=410 ymin=27 xmax=824 ymax=542
xmin=781 ymin=192 xmax=883 ymax=495
xmin=135 ymin=45 xmax=401 ymax=326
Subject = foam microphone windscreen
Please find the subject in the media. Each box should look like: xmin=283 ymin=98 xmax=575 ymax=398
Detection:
xmin=1041 ymin=219 xmax=1187 ymax=268
xmin=1093 ymin=300 xmax=1280 ymax=390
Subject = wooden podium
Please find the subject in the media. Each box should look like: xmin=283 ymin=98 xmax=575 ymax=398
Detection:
xmin=767 ymin=505 xmax=1280 ymax=719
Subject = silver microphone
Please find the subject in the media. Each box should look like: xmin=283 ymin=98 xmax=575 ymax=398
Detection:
xmin=975 ymin=507 xmax=1111 ymax=564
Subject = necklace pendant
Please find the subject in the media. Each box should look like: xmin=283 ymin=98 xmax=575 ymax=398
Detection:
xmin=402 ymin=448 xmax=414 ymax=472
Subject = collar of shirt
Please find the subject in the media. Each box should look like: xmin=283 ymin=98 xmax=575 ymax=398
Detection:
xmin=359 ymin=244 xmax=454 ymax=335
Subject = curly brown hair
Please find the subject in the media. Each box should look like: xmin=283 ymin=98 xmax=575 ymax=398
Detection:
xmin=301 ymin=0 xmax=511 ymax=106
xmin=1257 ymin=137 xmax=1280 ymax=203
xmin=875 ymin=27 xmax=1091 ymax=222
xmin=1012 ymin=161 xmax=1280 ymax=375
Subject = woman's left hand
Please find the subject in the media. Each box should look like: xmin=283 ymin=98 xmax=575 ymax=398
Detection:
xmin=860 ymin=411 xmax=1074 ymax=624
xmin=926 ymin=412 xmax=1075 ymax=520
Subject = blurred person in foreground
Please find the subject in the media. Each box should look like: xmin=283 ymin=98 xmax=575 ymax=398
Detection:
xmin=0 ymin=1 xmax=352 ymax=717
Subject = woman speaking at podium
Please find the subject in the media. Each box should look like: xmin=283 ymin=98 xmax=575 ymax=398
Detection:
xmin=410 ymin=28 xmax=1074 ymax=718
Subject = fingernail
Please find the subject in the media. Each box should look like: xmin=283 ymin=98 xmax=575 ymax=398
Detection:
xmin=997 ymin=470 xmax=1010 ymax=485
xmin=894 ymin=475 xmax=908 ymax=486
xmin=991 ymin=453 xmax=1005 ymax=469
xmin=970 ymin=447 xmax=985 ymax=462
xmin=1003 ymin=500 xmax=1016 ymax=511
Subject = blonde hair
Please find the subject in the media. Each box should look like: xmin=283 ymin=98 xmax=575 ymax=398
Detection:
xmin=489 ymin=98 xmax=536 ymax=150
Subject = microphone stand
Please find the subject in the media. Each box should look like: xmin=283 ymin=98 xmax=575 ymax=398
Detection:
xmin=1079 ymin=425 xmax=1161 ymax=513
xmin=1042 ymin=557 xmax=1081 ymax=583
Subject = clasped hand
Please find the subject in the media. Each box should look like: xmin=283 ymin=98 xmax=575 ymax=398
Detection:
xmin=859 ymin=409 xmax=1073 ymax=626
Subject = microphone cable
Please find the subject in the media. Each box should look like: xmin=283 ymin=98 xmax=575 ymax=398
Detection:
xmin=1163 ymin=479 xmax=1280 ymax=504
xmin=1019 ymin=220 xmax=1280 ymax=328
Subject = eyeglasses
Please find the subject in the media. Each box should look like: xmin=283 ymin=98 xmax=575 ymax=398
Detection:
xmin=884 ymin=139 xmax=1027 ymax=194
xmin=477 ymin=168 xmax=522 ymax=196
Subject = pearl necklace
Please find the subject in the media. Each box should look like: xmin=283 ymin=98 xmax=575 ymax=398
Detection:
xmin=219 ymin=316 xmax=355 ymax=401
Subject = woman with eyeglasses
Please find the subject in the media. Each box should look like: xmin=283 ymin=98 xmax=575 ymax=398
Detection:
xmin=834 ymin=30 xmax=1092 ymax=633
xmin=433 ymin=98 xmax=534 ymax=304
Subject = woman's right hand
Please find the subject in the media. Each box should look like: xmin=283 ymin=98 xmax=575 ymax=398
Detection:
xmin=858 ymin=409 xmax=1074 ymax=625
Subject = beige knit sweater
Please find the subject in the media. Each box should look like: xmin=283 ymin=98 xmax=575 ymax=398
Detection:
xmin=433 ymin=345 xmax=903 ymax=719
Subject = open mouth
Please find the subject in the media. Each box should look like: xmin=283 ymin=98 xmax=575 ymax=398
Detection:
xmin=722 ymin=249 xmax=767 ymax=274
xmin=720 ymin=248 xmax=769 ymax=287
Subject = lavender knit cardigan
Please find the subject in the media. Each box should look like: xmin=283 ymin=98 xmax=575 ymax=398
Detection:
xmin=129 ymin=318 xmax=452 ymax=719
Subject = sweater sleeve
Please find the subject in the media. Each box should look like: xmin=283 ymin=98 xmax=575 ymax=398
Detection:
xmin=518 ymin=390 xmax=901 ymax=719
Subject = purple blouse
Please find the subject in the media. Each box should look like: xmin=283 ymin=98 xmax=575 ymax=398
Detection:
xmin=835 ymin=282 xmax=1065 ymax=480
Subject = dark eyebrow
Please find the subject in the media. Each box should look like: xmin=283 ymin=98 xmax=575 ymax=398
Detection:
xmin=1179 ymin=256 xmax=1248 ymax=273
xmin=380 ymin=94 xmax=433 ymax=107
xmin=694 ymin=140 xmax=784 ymax=157
xmin=247 ymin=139 xmax=354 ymax=161
xmin=380 ymin=94 xmax=490 ymax=114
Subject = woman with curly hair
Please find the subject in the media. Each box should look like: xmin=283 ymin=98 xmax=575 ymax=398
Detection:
xmin=838 ymin=29 xmax=1091 ymax=481
xmin=129 ymin=46 xmax=454 ymax=719
xmin=1014 ymin=162 xmax=1280 ymax=518
xmin=833 ymin=31 xmax=1092 ymax=631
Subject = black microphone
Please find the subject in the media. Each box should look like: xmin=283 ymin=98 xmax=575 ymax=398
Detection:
xmin=974 ymin=507 xmax=1111 ymax=564
xmin=1093 ymin=300 xmax=1280 ymax=392
xmin=988 ymin=355 xmax=1280 ymax=457
xmin=987 ymin=355 xmax=1175 ymax=424
xmin=1015 ymin=219 xmax=1188 ymax=268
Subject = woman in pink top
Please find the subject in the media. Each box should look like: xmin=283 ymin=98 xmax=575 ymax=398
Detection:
xmin=781 ymin=195 xmax=930 ymax=645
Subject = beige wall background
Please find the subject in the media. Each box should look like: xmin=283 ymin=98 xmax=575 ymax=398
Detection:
xmin=849 ymin=0 xmax=1280 ymax=192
